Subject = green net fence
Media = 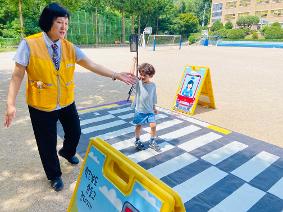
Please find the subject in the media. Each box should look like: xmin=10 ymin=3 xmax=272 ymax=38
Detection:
xmin=67 ymin=11 xmax=132 ymax=46
xmin=0 ymin=10 xmax=132 ymax=48
xmin=0 ymin=37 xmax=20 ymax=48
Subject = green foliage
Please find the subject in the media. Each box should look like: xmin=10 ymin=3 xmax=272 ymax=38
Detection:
xmin=252 ymin=31 xmax=258 ymax=39
xmin=188 ymin=32 xmax=201 ymax=44
xmin=0 ymin=0 xmax=213 ymax=46
xmin=211 ymin=20 xmax=223 ymax=32
xmin=172 ymin=13 xmax=199 ymax=37
xmin=225 ymin=21 xmax=233 ymax=29
xmin=226 ymin=29 xmax=246 ymax=39
xmin=210 ymin=28 xmax=228 ymax=38
xmin=180 ymin=0 xmax=211 ymax=26
xmin=271 ymin=22 xmax=282 ymax=28
xmin=263 ymin=24 xmax=283 ymax=39
xmin=236 ymin=15 xmax=259 ymax=28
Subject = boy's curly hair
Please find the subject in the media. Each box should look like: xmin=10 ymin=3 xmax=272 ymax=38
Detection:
xmin=138 ymin=63 xmax=155 ymax=76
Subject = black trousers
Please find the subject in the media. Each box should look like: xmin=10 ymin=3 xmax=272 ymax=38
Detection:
xmin=28 ymin=102 xmax=81 ymax=180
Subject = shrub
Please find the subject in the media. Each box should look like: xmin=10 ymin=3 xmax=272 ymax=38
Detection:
xmin=264 ymin=26 xmax=283 ymax=39
xmin=210 ymin=28 xmax=228 ymax=38
xmin=225 ymin=21 xmax=233 ymax=29
xmin=271 ymin=22 xmax=281 ymax=28
xmin=188 ymin=33 xmax=201 ymax=44
xmin=227 ymin=29 xmax=246 ymax=39
xmin=252 ymin=31 xmax=258 ymax=39
xmin=211 ymin=20 xmax=223 ymax=32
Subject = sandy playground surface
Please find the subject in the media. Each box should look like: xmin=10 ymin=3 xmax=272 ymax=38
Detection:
xmin=1 ymin=45 xmax=283 ymax=148
xmin=0 ymin=45 xmax=283 ymax=211
xmin=80 ymin=45 xmax=283 ymax=148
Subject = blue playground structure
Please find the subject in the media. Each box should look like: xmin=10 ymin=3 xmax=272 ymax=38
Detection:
xmin=217 ymin=41 xmax=283 ymax=48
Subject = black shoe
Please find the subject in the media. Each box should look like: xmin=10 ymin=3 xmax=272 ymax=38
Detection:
xmin=58 ymin=149 xmax=80 ymax=165
xmin=134 ymin=139 xmax=145 ymax=150
xmin=50 ymin=177 xmax=64 ymax=192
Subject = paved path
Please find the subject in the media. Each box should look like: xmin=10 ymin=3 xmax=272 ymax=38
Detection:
xmin=1 ymin=46 xmax=282 ymax=211
xmin=65 ymin=101 xmax=283 ymax=212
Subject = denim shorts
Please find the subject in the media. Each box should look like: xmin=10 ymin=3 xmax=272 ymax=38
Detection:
xmin=133 ymin=112 xmax=156 ymax=125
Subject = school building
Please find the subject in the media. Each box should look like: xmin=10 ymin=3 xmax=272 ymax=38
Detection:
xmin=210 ymin=0 xmax=283 ymax=26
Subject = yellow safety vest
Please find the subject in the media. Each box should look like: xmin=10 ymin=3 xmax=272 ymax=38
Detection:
xmin=25 ymin=32 xmax=76 ymax=111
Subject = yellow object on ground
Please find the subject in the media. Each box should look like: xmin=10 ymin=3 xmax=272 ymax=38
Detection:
xmin=68 ymin=138 xmax=185 ymax=212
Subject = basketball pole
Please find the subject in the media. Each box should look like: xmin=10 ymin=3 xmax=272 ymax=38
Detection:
xmin=127 ymin=34 xmax=139 ymax=102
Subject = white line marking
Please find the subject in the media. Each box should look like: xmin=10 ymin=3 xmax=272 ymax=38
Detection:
xmin=231 ymin=151 xmax=279 ymax=182
xmin=178 ymin=132 xmax=222 ymax=152
xmin=95 ymin=126 xmax=135 ymax=140
xmin=201 ymin=141 xmax=248 ymax=165
xmin=268 ymin=177 xmax=283 ymax=200
xmin=148 ymin=153 xmax=198 ymax=178
xmin=159 ymin=125 xmax=201 ymax=140
xmin=108 ymin=107 xmax=132 ymax=114
xmin=80 ymin=114 xmax=115 ymax=126
xmin=173 ymin=166 xmax=227 ymax=202
xmin=209 ymin=183 xmax=265 ymax=212
xmin=128 ymin=142 xmax=175 ymax=163
xmin=82 ymin=120 xmax=126 ymax=134
xmin=144 ymin=119 xmax=183 ymax=132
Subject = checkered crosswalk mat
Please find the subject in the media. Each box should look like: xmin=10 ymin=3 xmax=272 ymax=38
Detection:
xmin=58 ymin=101 xmax=283 ymax=211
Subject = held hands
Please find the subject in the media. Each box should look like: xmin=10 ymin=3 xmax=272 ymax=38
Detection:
xmin=116 ymin=72 xmax=137 ymax=85
xmin=4 ymin=104 xmax=16 ymax=128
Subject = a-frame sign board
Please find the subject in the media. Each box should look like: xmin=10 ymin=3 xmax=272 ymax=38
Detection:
xmin=172 ymin=65 xmax=215 ymax=115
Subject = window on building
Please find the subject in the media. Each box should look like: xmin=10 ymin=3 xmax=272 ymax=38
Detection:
xmin=212 ymin=11 xmax=223 ymax=17
xmin=239 ymin=0 xmax=251 ymax=7
xmin=256 ymin=0 xmax=270 ymax=4
xmin=271 ymin=9 xmax=283 ymax=16
xmin=213 ymin=3 xmax=223 ymax=11
xmin=226 ymin=1 xmax=237 ymax=9
xmin=225 ymin=14 xmax=236 ymax=21
xmin=255 ymin=10 xmax=269 ymax=17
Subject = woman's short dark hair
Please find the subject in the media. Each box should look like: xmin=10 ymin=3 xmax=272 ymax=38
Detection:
xmin=138 ymin=63 xmax=155 ymax=76
xmin=39 ymin=3 xmax=70 ymax=32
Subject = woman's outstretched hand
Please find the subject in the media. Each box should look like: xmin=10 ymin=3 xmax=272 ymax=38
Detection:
xmin=117 ymin=72 xmax=137 ymax=85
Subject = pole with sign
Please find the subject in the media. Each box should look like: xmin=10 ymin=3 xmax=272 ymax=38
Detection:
xmin=127 ymin=34 xmax=139 ymax=101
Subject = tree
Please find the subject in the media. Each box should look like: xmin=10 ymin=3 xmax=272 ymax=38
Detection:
xmin=172 ymin=13 xmax=199 ymax=37
xmin=236 ymin=15 xmax=259 ymax=28
xmin=182 ymin=0 xmax=211 ymax=26
xmin=211 ymin=20 xmax=223 ymax=32
xmin=106 ymin=0 xmax=130 ymax=43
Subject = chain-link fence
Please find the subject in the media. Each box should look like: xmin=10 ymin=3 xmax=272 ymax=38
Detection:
xmin=0 ymin=37 xmax=20 ymax=48
xmin=67 ymin=11 xmax=132 ymax=46
xmin=0 ymin=10 xmax=132 ymax=48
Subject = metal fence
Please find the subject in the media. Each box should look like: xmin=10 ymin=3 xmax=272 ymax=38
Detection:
xmin=0 ymin=11 xmax=132 ymax=48
xmin=67 ymin=11 xmax=132 ymax=46
xmin=0 ymin=37 xmax=20 ymax=48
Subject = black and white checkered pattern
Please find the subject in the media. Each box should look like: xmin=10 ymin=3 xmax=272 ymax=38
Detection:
xmin=58 ymin=103 xmax=283 ymax=211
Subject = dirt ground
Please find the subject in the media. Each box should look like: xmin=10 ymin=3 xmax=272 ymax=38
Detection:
xmin=0 ymin=45 xmax=282 ymax=211
xmin=78 ymin=45 xmax=283 ymax=148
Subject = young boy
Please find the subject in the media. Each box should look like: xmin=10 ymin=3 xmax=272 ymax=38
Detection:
xmin=131 ymin=58 xmax=161 ymax=152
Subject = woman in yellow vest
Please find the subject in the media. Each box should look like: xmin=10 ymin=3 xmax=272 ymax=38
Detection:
xmin=4 ymin=3 xmax=136 ymax=191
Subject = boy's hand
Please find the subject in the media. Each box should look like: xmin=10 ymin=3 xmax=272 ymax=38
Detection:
xmin=130 ymin=57 xmax=137 ymax=75
xmin=132 ymin=57 xmax=137 ymax=64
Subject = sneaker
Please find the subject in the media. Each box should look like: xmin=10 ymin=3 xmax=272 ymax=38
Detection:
xmin=135 ymin=139 xmax=145 ymax=150
xmin=149 ymin=139 xmax=161 ymax=152
xmin=50 ymin=177 xmax=64 ymax=192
